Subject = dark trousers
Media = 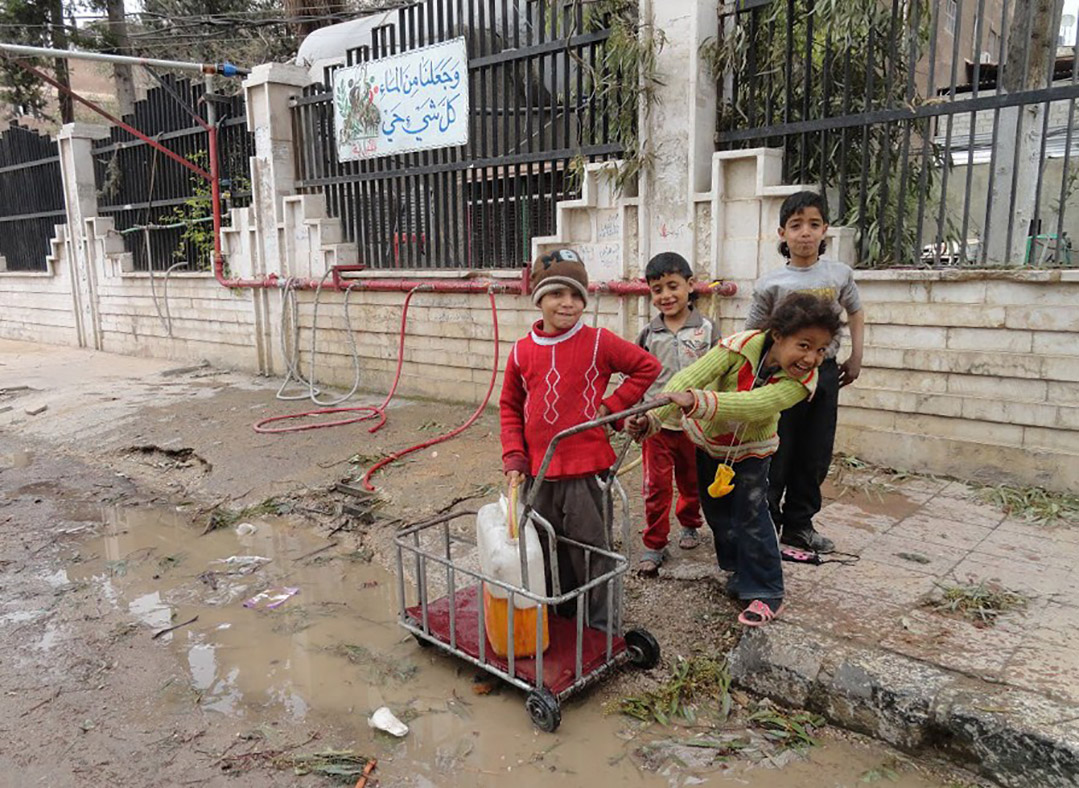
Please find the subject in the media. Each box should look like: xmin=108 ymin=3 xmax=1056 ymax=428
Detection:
xmin=528 ymin=475 xmax=614 ymax=631
xmin=697 ymin=451 xmax=784 ymax=603
xmin=768 ymin=357 xmax=839 ymax=537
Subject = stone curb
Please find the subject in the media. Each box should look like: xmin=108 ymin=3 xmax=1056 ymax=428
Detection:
xmin=729 ymin=622 xmax=1079 ymax=788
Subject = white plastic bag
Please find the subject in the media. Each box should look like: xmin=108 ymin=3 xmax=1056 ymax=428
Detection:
xmin=475 ymin=492 xmax=546 ymax=609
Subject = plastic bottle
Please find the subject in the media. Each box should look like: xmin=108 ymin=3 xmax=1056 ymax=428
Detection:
xmin=475 ymin=489 xmax=549 ymax=657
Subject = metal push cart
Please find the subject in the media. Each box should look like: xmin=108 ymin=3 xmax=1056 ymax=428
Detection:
xmin=394 ymin=399 xmax=669 ymax=732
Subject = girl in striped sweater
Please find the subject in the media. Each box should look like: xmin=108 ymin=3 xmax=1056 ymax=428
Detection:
xmin=627 ymin=294 xmax=842 ymax=626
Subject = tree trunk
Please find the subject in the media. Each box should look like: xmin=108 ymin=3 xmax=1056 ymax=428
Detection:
xmin=284 ymin=0 xmax=347 ymax=38
xmin=105 ymin=0 xmax=136 ymax=118
xmin=985 ymin=0 xmax=1063 ymax=265
xmin=47 ymin=0 xmax=73 ymax=124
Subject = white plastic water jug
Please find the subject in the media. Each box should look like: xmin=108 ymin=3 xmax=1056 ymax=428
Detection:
xmin=475 ymin=493 xmax=546 ymax=609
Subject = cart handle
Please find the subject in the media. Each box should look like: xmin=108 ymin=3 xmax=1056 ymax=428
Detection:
xmin=524 ymin=396 xmax=671 ymax=507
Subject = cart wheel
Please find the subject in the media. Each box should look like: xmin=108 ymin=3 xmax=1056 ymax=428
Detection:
xmin=411 ymin=632 xmax=433 ymax=648
xmin=625 ymin=628 xmax=660 ymax=669
xmin=525 ymin=689 xmax=561 ymax=733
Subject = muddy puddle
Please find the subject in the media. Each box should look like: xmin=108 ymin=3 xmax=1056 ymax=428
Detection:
xmin=60 ymin=505 xmax=950 ymax=787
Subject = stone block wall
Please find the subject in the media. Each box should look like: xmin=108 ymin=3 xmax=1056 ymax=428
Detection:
xmin=840 ymin=271 xmax=1079 ymax=491
xmin=0 ymin=228 xmax=78 ymax=347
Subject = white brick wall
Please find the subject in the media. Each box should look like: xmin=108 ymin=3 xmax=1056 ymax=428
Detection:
xmin=841 ymin=270 xmax=1079 ymax=490
xmin=0 ymin=228 xmax=79 ymax=348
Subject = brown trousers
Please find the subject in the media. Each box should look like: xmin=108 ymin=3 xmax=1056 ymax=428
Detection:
xmin=526 ymin=475 xmax=616 ymax=631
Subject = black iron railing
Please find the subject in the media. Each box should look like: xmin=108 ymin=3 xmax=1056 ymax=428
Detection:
xmin=292 ymin=0 xmax=626 ymax=270
xmin=715 ymin=0 xmax=1079 ymax=268
xmin=0 ymin=123 xmax=65 ymax=272
xmin=92 ymin=75 xmax=253 ymax=272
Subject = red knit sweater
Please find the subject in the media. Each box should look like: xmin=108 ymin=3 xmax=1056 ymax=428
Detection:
xmin=501 ymin=319 xmax=661 ymax=479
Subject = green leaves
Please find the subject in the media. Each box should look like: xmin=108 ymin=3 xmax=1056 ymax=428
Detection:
xmin=746 ymin=704 xmax=824 ymax=749
xmin=976 ymin=483 xmax=1079 ymax=527
xmin=923 ymin=580 xmax=1028 ymax=627
xmin=618 ymin=654 xmax=732 ymax=725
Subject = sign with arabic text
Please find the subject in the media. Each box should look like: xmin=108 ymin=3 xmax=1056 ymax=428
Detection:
xmin=333 ymin=37 xmax=469 ymax=162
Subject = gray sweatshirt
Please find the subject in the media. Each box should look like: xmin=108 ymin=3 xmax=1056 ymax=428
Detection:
xmin=744 ymin=258 xmax=862 ymax=358
xmin=636 ymin=308 xmax=719 ymax=429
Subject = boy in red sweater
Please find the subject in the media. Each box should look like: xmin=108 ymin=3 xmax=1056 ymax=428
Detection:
xmin=501 ymin=249 xmax=660 ymax=630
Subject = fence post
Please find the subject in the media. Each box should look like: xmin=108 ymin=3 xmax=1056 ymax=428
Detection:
xmin=243 ymin=62 xmax=313 ymax=374
xmin=57 ymin=122 xmax=109 ymax=350
xmin=637 ymin=0 xmax=720 ymax=273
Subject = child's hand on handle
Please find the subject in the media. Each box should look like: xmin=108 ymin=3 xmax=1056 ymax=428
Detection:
xmin=667 ymin=390 xmax=695 ymax=410
xmin=625 ymin=414 xmax=650 ymax=440
xmin=838 ymin=358 xmax=861 ymax=387
xmin=505 ymin=470 xmax=525 ymax=489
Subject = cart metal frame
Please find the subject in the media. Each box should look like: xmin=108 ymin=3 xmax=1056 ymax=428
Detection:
xmin=394 ymin=398 xmax=668 ymax=731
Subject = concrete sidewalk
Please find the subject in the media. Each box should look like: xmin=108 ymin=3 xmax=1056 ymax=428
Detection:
xmin=727 ymin=470 xmax=1079 ymax=788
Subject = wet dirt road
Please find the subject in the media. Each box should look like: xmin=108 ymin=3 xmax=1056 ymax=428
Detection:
xmin=0 ymin=442 xmax=972 ymax=788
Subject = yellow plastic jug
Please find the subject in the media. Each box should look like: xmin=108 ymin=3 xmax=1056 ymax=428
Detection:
xmin=475 ymin=487 xmax=549 ymax=657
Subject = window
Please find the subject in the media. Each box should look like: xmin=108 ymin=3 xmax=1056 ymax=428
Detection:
xmin=944 ymin=0 xmax=957 ymax=36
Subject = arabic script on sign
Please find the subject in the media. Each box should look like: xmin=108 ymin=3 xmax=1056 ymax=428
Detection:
xmin=333 ymin=37 xmax=469 ymax=162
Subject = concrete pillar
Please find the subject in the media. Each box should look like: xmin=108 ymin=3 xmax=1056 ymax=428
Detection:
xmin=637 ymin=0 xmax=719 ymax=273
xmin=243 ymin=62 xmax=313 ymax=374
xmin=57 ymin=122 xmax=109 ymax=350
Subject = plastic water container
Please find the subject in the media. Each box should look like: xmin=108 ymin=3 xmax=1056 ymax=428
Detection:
xmin=475 ymin=492 xmax=549 ymax=657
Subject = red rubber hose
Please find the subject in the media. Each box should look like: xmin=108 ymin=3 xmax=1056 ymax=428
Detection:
xmin=361 ymin=290 xmax=500 ymax=491
xmin=252 ymin=287 xmax=422 ymax=435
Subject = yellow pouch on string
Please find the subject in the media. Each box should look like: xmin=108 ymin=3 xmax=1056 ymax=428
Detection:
xmin=708 ymin=463 xmax=736 ymax=498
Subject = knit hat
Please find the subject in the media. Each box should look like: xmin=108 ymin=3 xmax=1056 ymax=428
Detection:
xmin=530 ymin=248 xmax=589 ymax=306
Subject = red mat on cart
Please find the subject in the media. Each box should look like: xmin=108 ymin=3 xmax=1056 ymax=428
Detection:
xmin=405 ymin=585 xmax=626 ymax=696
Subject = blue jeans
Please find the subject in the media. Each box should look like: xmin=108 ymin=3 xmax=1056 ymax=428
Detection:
xmin=696 ymin=451 xmax=784 ymax=603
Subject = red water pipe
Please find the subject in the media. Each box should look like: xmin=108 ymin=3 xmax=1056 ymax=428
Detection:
xmin=224 ymin=266 xmax=739 ymax=297
xmin=9 ymin=59 xmax=211 ymax=179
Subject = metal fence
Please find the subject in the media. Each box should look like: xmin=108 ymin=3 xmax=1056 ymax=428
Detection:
xmin=92 ymin=75 xmax=254 ymax=272
xmin=291 ymin=0 xmax=627 ymax=270
xmin=0 ymin=123 xmax=65 ymax=272
xmin=715 ymin=0 xmax=1079 ymax=268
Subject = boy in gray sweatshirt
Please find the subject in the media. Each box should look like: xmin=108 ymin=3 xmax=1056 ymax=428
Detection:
xmin=745 ymin=191 xmax=865 ymax=553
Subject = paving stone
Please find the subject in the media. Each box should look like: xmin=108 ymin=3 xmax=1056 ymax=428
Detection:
xmin=887 ymin=513 xmax=994 ymax=551
xmin=782 ymin=584 xmax=907 ymax=645
xmin=973 ymin=526 xmax=1079 ymax=571
xmin=948 ymin=553 xmax=1074 ymax=601
xmin=1004 ymin=642 xmax=1079 ymax=707
xmin=998 ymin=517 xmax=1079 ymax=545
xmin=880 ymin=608 xmax=1024 ymax=681
xmin=935 ymin=480 xmax=980 ymax=500
xmin=808 ymin=521 xmax=883 ymax=554
xmin=857 ymin=532 xmax=969 ymax=576
xmin=922 ymin=494 xmax=1006 ymax=528
xmin=817 ymin=500 xmax=903 ymax=533
xmin=820 ymin=557 xmax=940 ymax=604
xmin=1023 ymin=601 xmax=1079 ymax=650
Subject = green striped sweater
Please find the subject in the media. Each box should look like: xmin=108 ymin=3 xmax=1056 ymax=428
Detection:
xmin=647 ymin=330 xmax=819 ymax=462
